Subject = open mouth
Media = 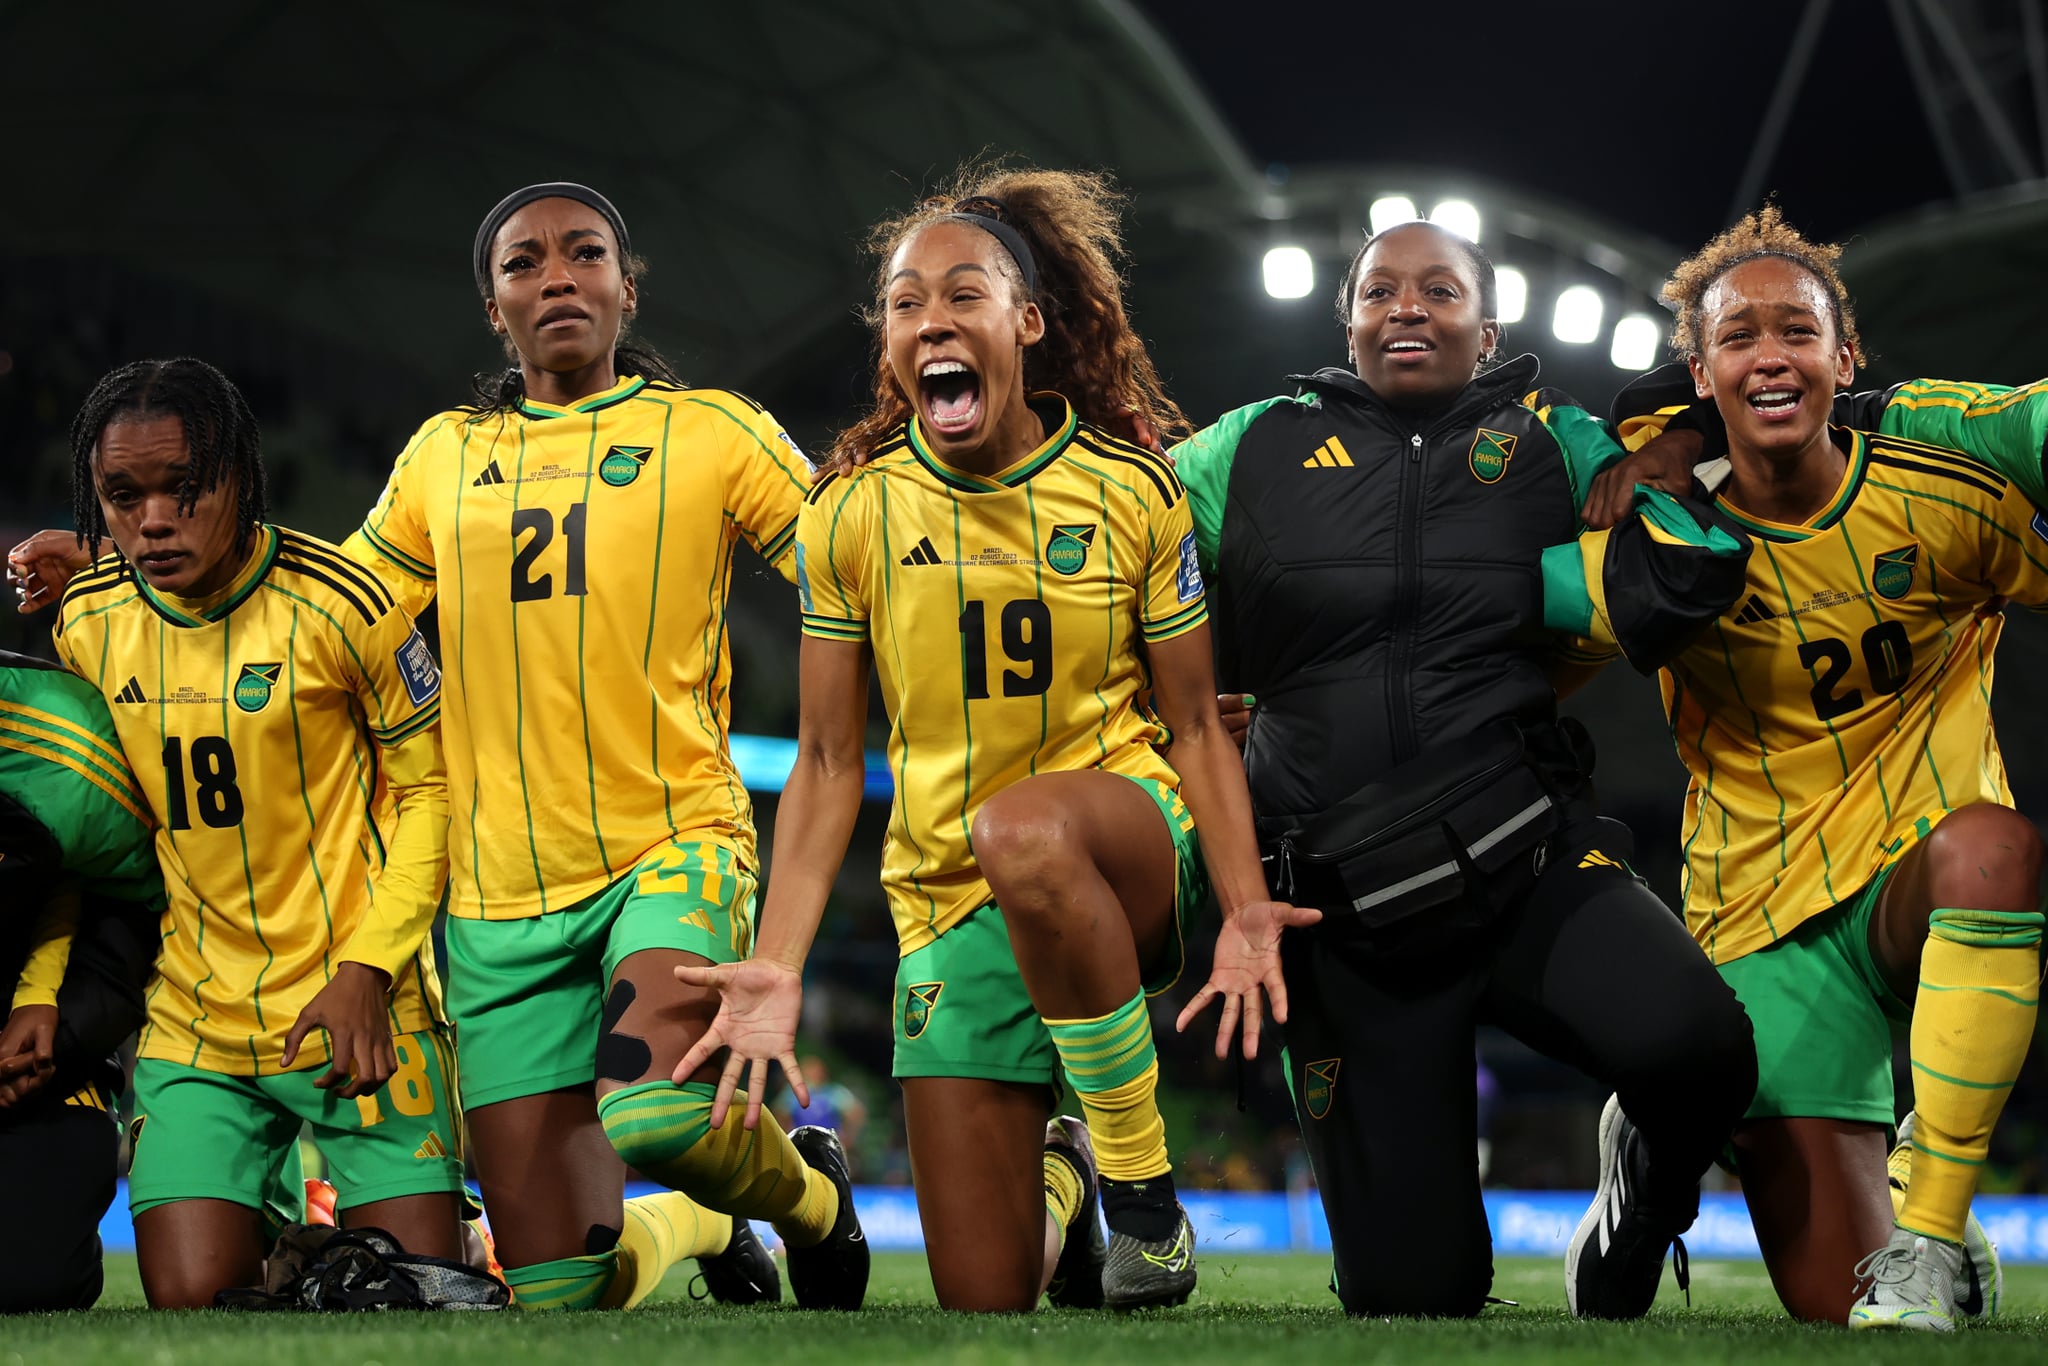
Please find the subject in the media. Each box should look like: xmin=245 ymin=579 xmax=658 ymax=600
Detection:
xmin=920 ymin=359 xmax=982 ymax=435
xmin=1747 ymin=386 xmax=1801 ymax=419
xmin=1382 ymin=338 xmax=1435 ymax=363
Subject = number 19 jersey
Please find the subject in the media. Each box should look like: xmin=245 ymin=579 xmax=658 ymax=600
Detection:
xmin=346 ymin=376 xmax=812 ymax=919
xmin=797 ymin=397 xmax=1208 ymax=955
xmin=1657 ymin=429 xmax=2048 ymax=963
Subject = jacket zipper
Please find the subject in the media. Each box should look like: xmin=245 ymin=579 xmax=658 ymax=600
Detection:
xmin=1387 ymin=430 xmax=1425 ymax=762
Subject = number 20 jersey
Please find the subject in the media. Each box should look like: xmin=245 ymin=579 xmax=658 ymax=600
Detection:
xmin=346 ymin=376 xmax=812 ymax=919
xmin=797 ymin=397 xmax=1208 ymax=956
xmin=1661 ymin=428 xmax=2048 ymax=964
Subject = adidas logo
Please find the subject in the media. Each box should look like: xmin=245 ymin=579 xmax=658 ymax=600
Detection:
xmin=1302 ymin=436 xmax=1355 ymax=469
xmin=677 ymin=909 xmax=715 ymax=934
xmin=1733 ymin=595 xmax=1776 ymax=625
xmin=1578 ymin=849 xmax=1623 ymax=871
xmin=414 ymin=1131 xmax=449 ymax=1160
xmin=472 ymin=460 xmax=506 ymax=487
xmin=900 ymin=536 xmax=943 ymax=567
xmin=114 ymin=676 xmax=147 ymax=704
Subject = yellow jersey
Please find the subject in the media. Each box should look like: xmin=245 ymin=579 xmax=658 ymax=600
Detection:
xmin=1568 ymin=429 xmax=2048 ymax=963
xmin=54 ymin=526 xmax=448 ymax=1074
xmin=796 ymin=396 xmax=1208 ymax=955
xmin=343 ymin=376 xmax=811 ymax=919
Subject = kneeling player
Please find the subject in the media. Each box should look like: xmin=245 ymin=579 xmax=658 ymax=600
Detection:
xmin=0 ymin=650 xmax=164 ymax=1311
xmin=1550 ymin=209 xmax=2047 ymax=1329
xmin=53 ymin=358 xmax=470 ymax=1308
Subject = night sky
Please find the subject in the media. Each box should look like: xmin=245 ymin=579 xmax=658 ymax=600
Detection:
xmin=1134 ymin=1 xmax=1949 ymax=250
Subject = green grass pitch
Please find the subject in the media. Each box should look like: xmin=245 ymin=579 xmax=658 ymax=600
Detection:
xmin=7 ymin=1253 xmax=2045 ymax=1362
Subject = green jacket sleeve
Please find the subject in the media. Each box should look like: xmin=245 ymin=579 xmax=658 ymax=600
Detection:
xmin=1541 ymin=487 xmax=1752 ymax=673
xmin=1522 ymin=388 xmax=1630 ymax=513
xmin=1870 ymin=378 xmax=2048 ymax=511
xmin=1170 ymin=396 xmax=1300 ymax=576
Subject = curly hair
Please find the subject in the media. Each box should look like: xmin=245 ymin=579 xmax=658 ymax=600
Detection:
xmin=71 ymin=357 xmax=269 ymax=560
xmin=826 ymin=160 xmax=1187 ymax=470
xmin=1663 ymin=205 xmax=1862 ymax=362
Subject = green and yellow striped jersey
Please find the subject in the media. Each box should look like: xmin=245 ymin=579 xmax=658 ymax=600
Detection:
xmin=54 ymin=526 xmax=448 ymax=1074
xmin=796 ymin=396 xmax=1207 ymax=955
xmin=343 ymin=376 xmax=810 ymax=919
xmin=0 ymin=653 xmax=161 ymax=908
xmin=1563 ymin=428 xmax=2048 ymax=963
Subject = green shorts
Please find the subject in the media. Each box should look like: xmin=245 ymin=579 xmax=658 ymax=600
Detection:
xmin=128 ymin=1028 xmax=463 ymax=1216
xmin=1717 ymin=863 xmax=1909 ymax=1126
xmin=446 ymin=835 xmax=757 ymax=1108
xmin=892 ymin=774 xmax=1207 ymax=1087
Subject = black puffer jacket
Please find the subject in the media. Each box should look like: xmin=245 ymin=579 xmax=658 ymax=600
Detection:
xmin=1174 ymin=356 xmax=1621 ymax=826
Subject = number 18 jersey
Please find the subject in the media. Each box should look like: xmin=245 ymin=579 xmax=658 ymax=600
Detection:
xmin=797 ymin=397 xmax=1208 ymax=956
xmin=1658 ymin=429 xmax=2048 ymax=963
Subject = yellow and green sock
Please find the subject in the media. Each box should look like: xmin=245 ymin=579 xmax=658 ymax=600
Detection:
xmin=1043 ymin=1146 xmax=1085 ymax=1252
xmin=1044 ymin=991 xmax=1169 ymax=1183
xmin=597 ymin=1080 xmax=839 ymax=1248
xmin=498 ymin=1192 xmax=732 ymax=1311
xmin=1898 ymin=907 xmax=2043 ymax=1244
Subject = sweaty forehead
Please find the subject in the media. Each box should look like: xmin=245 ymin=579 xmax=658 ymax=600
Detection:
xmin=494 ymin=198 xmax=612 ymax=251
xmin=891 ymin=220 xmax=1007 ymax=279
xmin=1703 ymin=258 xmax=1831 ymax=319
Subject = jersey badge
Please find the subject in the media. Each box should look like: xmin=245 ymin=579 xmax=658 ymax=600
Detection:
xmin=902 ymin=982 xmax=944 ymax=1039
xmin=2031 ymin=510 xmax=2048 ymax=544
xmin=1303 ymin=1057 xmax=1341 ymax=1119
xmin=1176 ymin=531 xmax=1203 ymax=603
xmin=1468 ymin=429 xmax=1518 ymax=484
xmin=599 ymin=445 xmax=654 ymax=488
xmin=232 ymin=662 xmax=284 ymax=714
xmin=396 ymin=629 xmax=441 ymax=706
xmin=1871 ymin=543 xmax=1919 ymax=601
xmin=1045 ymin=524 xmax=1097 ymax=577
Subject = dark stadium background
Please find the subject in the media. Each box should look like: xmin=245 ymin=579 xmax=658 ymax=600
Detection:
xmin=2 ymin=0 xmax=2044 ymax=1194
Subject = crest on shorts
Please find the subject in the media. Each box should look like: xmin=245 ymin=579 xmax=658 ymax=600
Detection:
xmin=1045 ymin=524 xmax=1097 ymax=577
xmin=1303 ymin=1057 xmax=1341 ymax=1120
xmin=903 ymin=982 xmax=944 ymax=1039
xmin=1469 ymin=429 xmax=1517 ymax=484
xmin=1872 ymin=543 xmax=1919 ymax=601
xmin=599 ymin=444 xmax=654 ymax=487
xmin=233 ymin=662 xmax=283 ymax=714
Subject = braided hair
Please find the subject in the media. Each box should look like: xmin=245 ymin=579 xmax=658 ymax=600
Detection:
xmin=69 ymin=358 xmax=269 ymax=559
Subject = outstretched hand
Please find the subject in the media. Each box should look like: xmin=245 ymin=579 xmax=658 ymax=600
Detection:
xmin=671 ymin=958 xmax=807 ymax=1131
xmin=1176 ymin=899 xmax=1322 ymax=1060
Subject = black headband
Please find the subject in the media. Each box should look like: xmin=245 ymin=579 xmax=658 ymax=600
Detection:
xmin=940 ymin=197 xmax=1038 ymax=295
xmin=473 ymin=182 xmax=632 ymax=295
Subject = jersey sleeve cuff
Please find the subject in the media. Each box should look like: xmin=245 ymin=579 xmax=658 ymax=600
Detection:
xmin=1141 ymin=600 xmax=1208 ymax=643
xmin=800 ymin=612 xmax=868 ymax=642
xmin=359 ymin=523 xmax=435 ymax=581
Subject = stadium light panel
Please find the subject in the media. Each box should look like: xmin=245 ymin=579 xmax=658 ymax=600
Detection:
xmin=1429 ymin=199 xmax=1481 ymax=242
xmin=1495 ymin=267 xmax=1528 ymax=324
xmin=1262 ymin=245 xmax=1315 ymax=300
xmin=1368 ymin=196 xmax=1418 ymax=234
xmin=1610 ymin=314 xmax=1661 ymax=370
xmin=1552 ymin=286 xmax=1603 ymax=345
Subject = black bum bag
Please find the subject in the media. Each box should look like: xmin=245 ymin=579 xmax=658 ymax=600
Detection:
xmin=1261 ymin=720 xmax=1567 ymax=928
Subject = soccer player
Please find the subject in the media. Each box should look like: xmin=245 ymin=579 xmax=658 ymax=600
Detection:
xmin=0 ymin=649 xmax=164 ymax=1311
xmin=6 ymin=187 xmax=841 ymax=1310
xmin=1546 ymin=207 xmax=2048 ymax=1329
xmin=674 ymin=164 xmax=1315 ymax=1314
xmin=50 ymin=357 xmax=469 ymax=1308
xmin=343 ymin=183 xmax=855 ymax=1310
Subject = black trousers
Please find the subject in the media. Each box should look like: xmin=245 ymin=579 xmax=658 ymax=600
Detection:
xmin=0 ymin=1086 xmax=120 ymax=1312
xmin=1279 ymin=808 xmax=1757 ymax=1318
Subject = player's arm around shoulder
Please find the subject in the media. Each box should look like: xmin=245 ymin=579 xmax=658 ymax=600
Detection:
xmin=1876 ymin=378 xmax=2048 ymax=512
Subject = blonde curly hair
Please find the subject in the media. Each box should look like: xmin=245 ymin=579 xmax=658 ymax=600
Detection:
xmin=1663 ymin=204 xmax=1862 ymax=363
